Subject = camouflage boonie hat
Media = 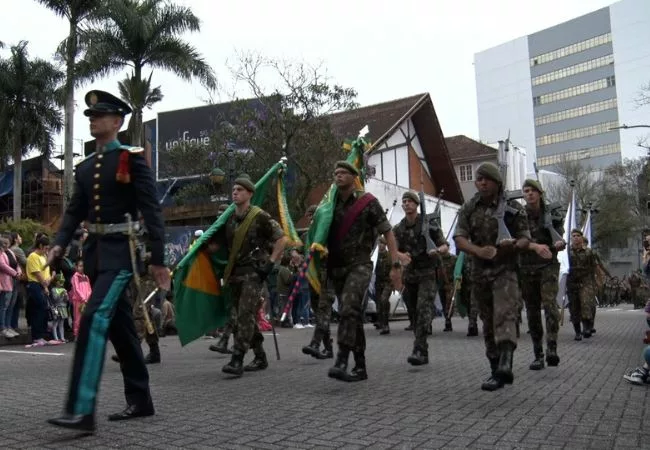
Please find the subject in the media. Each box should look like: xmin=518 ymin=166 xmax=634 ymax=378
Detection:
xmin=476 ymin=162 xmax=502 ymax=184
xmin=402 ymin=191 xmax=420 ymax=205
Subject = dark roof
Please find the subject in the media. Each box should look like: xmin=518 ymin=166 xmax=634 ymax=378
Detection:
xmin=2 ymin=155 xmax=59 ymax=174
xmin=328 ymin=94 xmax=464 ymax=204
xmin=444 ymin=135 xmax=496 ymax=162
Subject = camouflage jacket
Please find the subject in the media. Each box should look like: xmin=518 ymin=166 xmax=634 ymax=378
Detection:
xmin=327 ymin=191 xmax=391 ymax=269
xmin=454 ymin=193 xmax=530 ymax=274
xmin=394 ymin=215 xmax=447 ymax=282
xmin=375 ymin=249 xmax=392 ymax=286
xmin=568 ymin=246 xmax=598 ymax=284
xmin=214 ymin=206 xmax=284 ymax=274
xmin=519 ymin=202 xmax=564 ymax=270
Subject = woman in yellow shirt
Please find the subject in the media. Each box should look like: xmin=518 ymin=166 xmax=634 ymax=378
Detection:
xmin=26 ymin=236 xmax=53 ymax=346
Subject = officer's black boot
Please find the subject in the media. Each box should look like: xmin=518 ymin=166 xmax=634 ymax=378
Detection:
xmin=144 ymin=343 xmax=161 ymax=364
xmin=546 ymin=341 xmax=560 ymax=366
xmin=495 ymin=341 xmax=515 ymax=384
xmin=467 ymin=324 xmax=479 ymax=337
xmin=529 ymin=344 xmax=544 ymax=371
xmin=346 ymin=351 xmax=368 ymax=382
xmin=244 ymin=351 xmax=268 ymax=372
xmin=328 ymin=348 xmax=350 ymax=381
xmin=573 ymin=322 xmax=583 ymax=341
xmin=380 ymin=324 xmax=390 ymax=335
xmin=320 ymin=333 xmax=334 ymax=359
xmin=222 ymin=350 xmax=244 ymax=377
xmin=582 ymin=320 xmax=592 ymax=338
xmin=209 ymin=334 xmax=232 ymax=354
xmin=481 ymin=357 xmax=504 ymax=391
xmin=444 ymin=318 xmax=453 ymax=332
xmin=407 ymin=345 xmax=429 ymax=366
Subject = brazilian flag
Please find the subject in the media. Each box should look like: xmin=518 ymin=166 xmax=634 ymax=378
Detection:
xmin=173 ymin=159 xmax=301 ymax=346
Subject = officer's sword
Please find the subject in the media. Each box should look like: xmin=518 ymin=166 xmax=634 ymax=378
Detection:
xmin=125 ymin=213 xmax=155 ymax=335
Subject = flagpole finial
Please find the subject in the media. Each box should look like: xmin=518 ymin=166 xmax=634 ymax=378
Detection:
xmin=358 ymin=125 xmax=369 ymax=138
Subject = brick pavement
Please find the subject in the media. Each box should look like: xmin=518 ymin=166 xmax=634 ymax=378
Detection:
xmin=1 ymin=305 xmax=648 ymax=449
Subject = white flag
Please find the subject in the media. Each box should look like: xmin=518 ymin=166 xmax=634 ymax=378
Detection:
xmin=581 ymin=210 xmax=592 ymax=248
xmin=556 ymin=189 xmax=576 ymax=307
xmin=446 ymin=213 xmax=459 ymax=255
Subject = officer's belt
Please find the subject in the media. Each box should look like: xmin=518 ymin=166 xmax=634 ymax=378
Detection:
xmin=86 ymin=222 xmax=140 ymax=235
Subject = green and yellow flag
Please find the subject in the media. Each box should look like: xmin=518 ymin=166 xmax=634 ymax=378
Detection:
xmin=305 ymin=136 xmax=371 ymax=294
xmin=173 ymin=159 xmax=301 ymax=346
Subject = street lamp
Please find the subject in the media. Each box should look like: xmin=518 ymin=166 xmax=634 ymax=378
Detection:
xmin=609 ymin=124 xmax=650 ymax=130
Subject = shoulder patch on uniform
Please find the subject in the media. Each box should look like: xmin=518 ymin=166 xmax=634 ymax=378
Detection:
xmin=118 ymin=144 xmax=144 ymax=154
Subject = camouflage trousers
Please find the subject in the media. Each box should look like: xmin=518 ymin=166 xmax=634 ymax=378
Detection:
xmin=520 ymin=264 xmax=560 ymax=345
xmin=567 ymin=280 xmax=595 ymax=324
xmin=309 ymin=279 xmax=334 ymax=345
xmin=459 ymin=277 xmax=478 ymax=327
xmin=229 ymin=273 xmax=265 ymax=355
xmin=330 ymin=263 xmax=373 ymax=353
xmin=473 ymin=268 xmax=519 ymax=360
xmin=403 ymin=277 xmax=438 ymax=352
xmin=376 ymin=283 xmax=392 ymax=328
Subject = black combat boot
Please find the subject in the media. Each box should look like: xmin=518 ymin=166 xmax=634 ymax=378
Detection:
xmin=222 ymin=350 xmax=244 ymax=377
xmin=407 ymin=345 xmax=429 ymax=366
xmin=481 ymin=357 xmax=504 ymax=391
xmin=495 ymin=341 xmax=515 ymax=384
xmin=327 ymin=348 xmax=350 ymax=381
xmin=346 ymin=352 xmax=368 ymax=382
xmin=320 ymin=334 xmax=334 ymax=359
xmin=582 ymin=320 xmax=592 ymax=338
xmin=546 ymin=341 xmax=560 ymax=366
xmin=427 ymin=322 xmax=433 ymax=335
xmin=444 ymin=318 xmax=453 ymax=332
xmin=467 ymin=325 xmax=479 ymax=337
xmin=144 ymin=343 xmax=161 ymax=364
xmin=380 ymin=325 xmax=390 ymax=335
xmin=573 ymin=322 xmax=582 ymax=341
xmin=302 ymin=339 xmax=322 ymax=359
xmin=529 ymin=344 xmax=544 ymax=371
xmin=209 ymin=334 xmax=232 ymax=354
xmin=244 ymin=352 xmax=268 ymax=372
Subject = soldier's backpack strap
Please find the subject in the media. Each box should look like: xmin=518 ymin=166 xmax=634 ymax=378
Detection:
xmin=116 ymin=145 xmax=145 ymax=183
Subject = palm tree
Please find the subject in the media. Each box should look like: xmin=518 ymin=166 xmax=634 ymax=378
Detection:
xmin=0 ymin=41 xmax=64 ymax=220
xmin=82 ymin=0 xmax=217 ymax=146
xmin=35 ymin=0 xmax=104 ymax=209
xmin=117 ymin=71 xmax=164 ymax=139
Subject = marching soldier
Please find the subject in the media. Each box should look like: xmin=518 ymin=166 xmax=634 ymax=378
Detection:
xmin=567 ymin=229 xmax=599 ymax=340
xmin=393 ymin=191 xmax=449 ymax=366
xmin=459 ymin=255 xmax=479 ymax=337
xmin=210 ymin=175 xmax=288 ymax=377
xmin=374 ymin=236 xmax=393 ymax=335
xmin=454 ymin=163 xmax=530 ymax=391
xmin=47 ymin=90 xmax=169 ymax=432
xmin=519 ymin=179 xmax=564 ymax=370
xmin=437 ymin=252 xmax=457 ymax=332
xmin=326 ymin=161 xmax=404 ymax=382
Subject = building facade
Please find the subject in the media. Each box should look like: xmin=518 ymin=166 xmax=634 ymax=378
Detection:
xmin=475 ymin=0 xmax=650 ymax=172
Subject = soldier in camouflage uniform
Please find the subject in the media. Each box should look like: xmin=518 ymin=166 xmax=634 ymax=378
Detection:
xmin=567 ymin=229 xmax=599 ymax=340
xmin=374 ymin=236 xmax=393 ymax=335
xmin=210 ymin=175 xmax=287 ymax=377
xmin=454 ymin=163 xmax=530 ymax=391
xmin=438 ymin=252 xmax=457 ymax=332
xmin=457 ymin=254 xmax=479 ymax=336
xmin=394 ymin=191 xmax=449 ymax=366
xmin=519 ymin=179 xmax=564 ymax=370
xmin=326 ymin=161 xmax=404 ymax=382
xmin=303 ymin=205 xmax=336 ymax=360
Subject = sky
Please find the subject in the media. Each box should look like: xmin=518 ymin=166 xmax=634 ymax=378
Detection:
xmin=0 ymin=0 xmax=617 ymax=166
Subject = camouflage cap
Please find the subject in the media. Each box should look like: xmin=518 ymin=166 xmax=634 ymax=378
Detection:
xmin=233 ymin=174 xmax=255 ymax=193
xmin=523 ymin=179 xmax=544 ymax=194
xmin=475 ymin=162 xmax=502 ymax=185
xmin=402 ymin=191 xmax=420 ymax=205
xmin=334 ymin=161 xmax=359 ymax=176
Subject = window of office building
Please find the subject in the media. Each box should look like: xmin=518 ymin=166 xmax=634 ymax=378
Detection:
xmin=532 ymin=54 xmax=614 ymax=86
xmin=530 ymin=32 xmax=612 ymax=67
xmin=534 ymin=78 xmax=613 ymax=106
xmin=535 ymin=98 xmax=618 ymax=126
xmin=537 ymin=142 xmax=620 ymax=167
xmin=536 ymin=121 xmax=618 ymax=146
xmin=459 ymin=164 xmax=473 ymax=182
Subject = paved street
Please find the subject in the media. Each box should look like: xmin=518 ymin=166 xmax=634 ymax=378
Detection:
xmin=1 ymin=305 xmax=648 ymax=449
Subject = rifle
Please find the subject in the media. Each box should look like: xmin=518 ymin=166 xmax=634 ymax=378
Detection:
xmin=493 ymin=134 xmax=520 ymax=245
xmin=418 ymin=189 xmax=444 ymax=254
xmin=533 ymin=162 xmax=565 ymax=244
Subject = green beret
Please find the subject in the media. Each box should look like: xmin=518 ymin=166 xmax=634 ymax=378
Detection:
xmin=335 ymin=161 xmax=359 ymax=176
xmin=233 ymin=174 xmax=255 ymax=193
xmin=522 ymin=179 xmax=544 ymax=194
xmin=476 ymin=162 xmax=502 ymax=185
xmin=402 ymin=191 xmax=420 ymax=205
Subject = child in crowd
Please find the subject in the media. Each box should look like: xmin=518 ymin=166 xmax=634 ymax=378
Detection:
xmin=50 ymin=274 xmax=69 ymax=343
xmin=69 ymin=259 xmax=91 ymax=339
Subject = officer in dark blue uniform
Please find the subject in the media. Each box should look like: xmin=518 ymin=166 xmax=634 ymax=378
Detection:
xmin=47 ymin=90 xmax=170 ymax=433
